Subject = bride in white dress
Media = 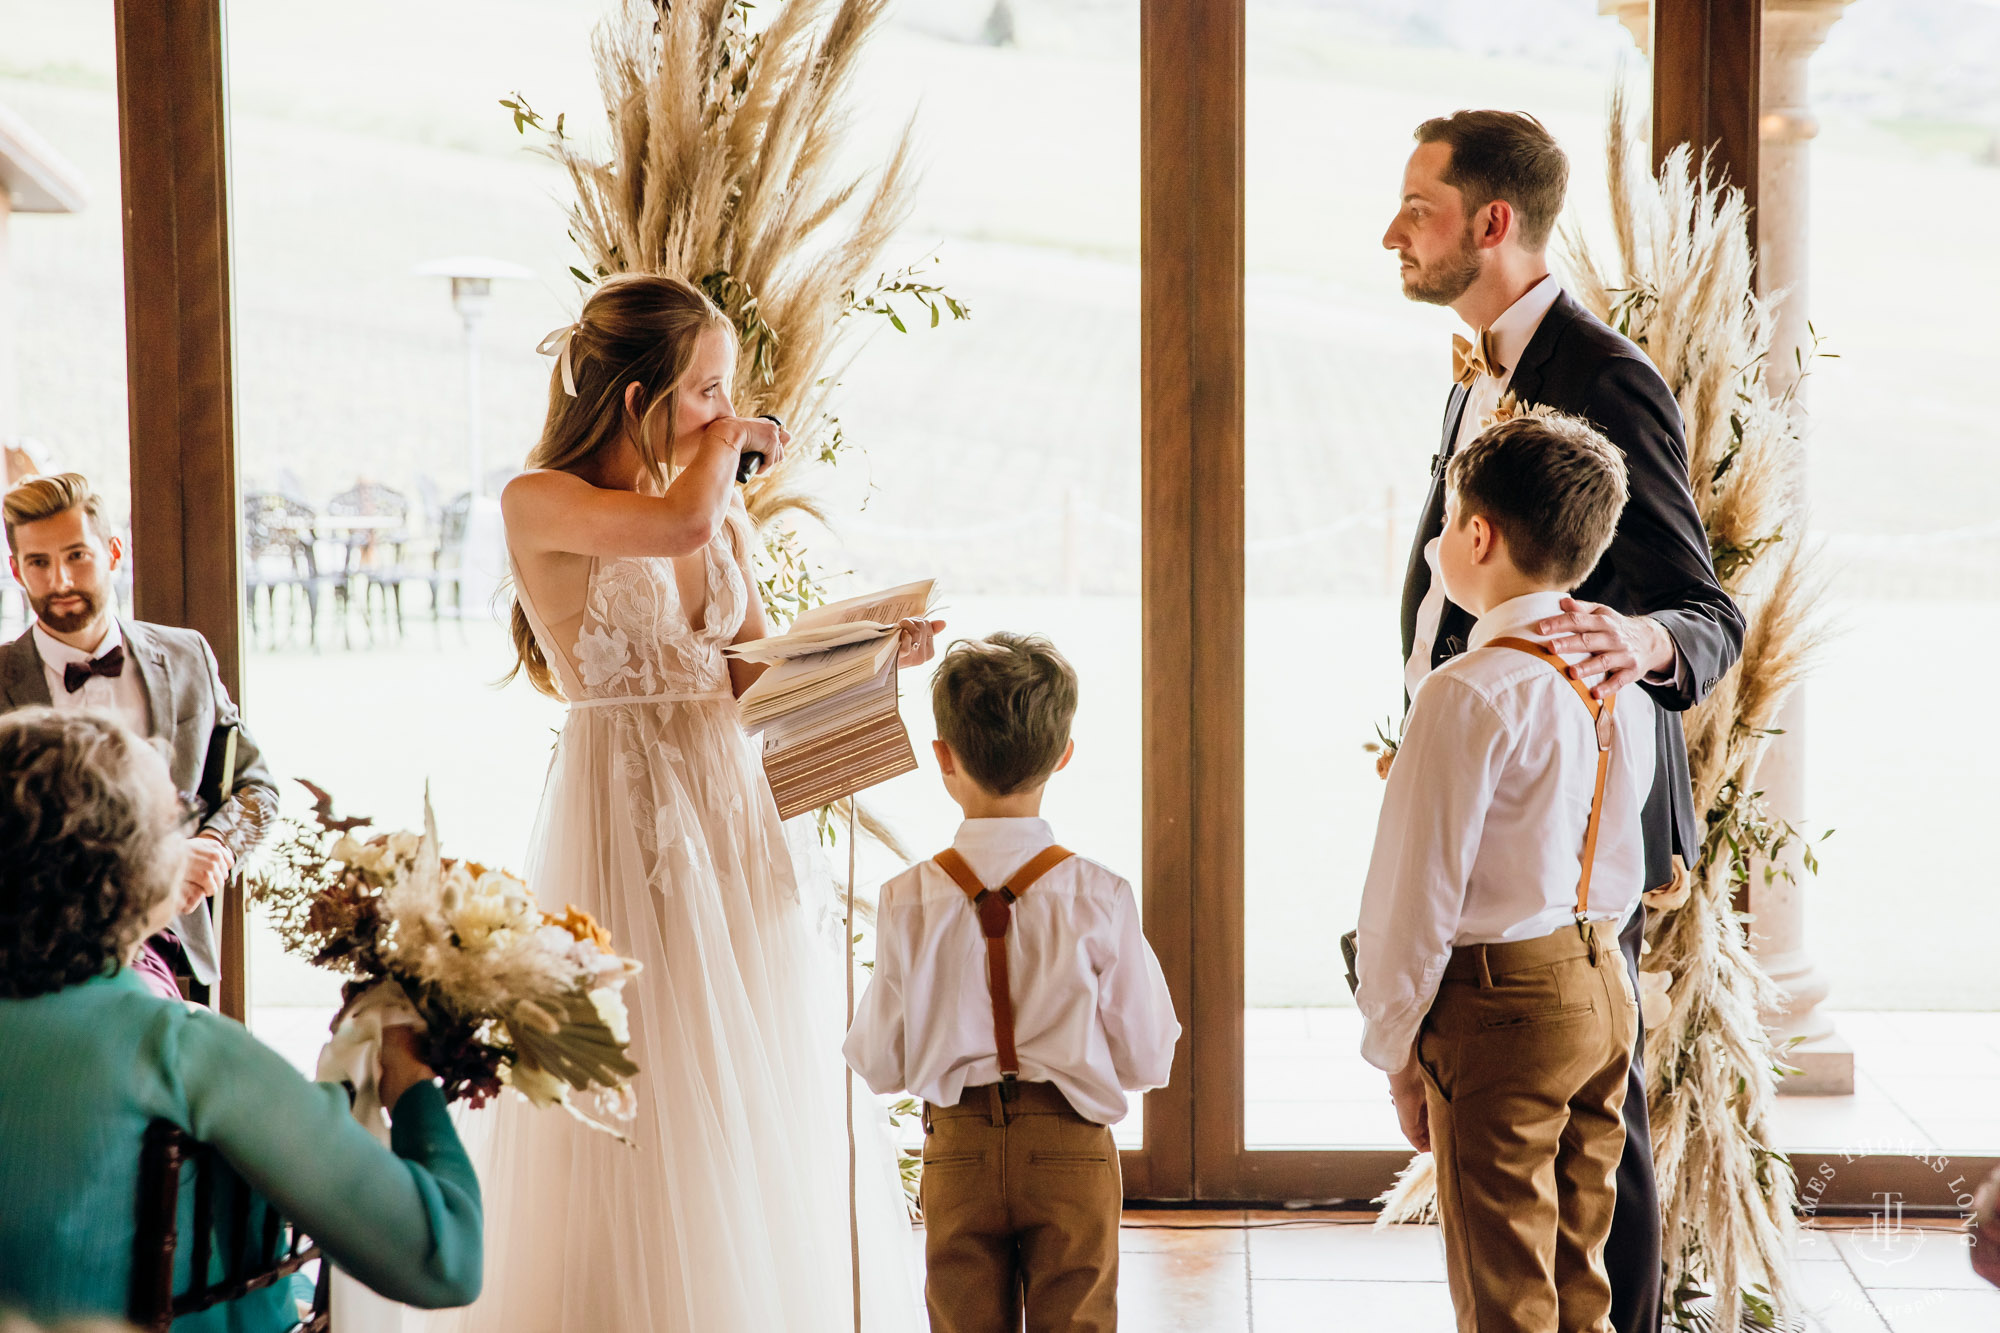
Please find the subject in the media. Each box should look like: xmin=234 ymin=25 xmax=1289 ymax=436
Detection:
xmin=466 ymin=273 xmax=930 ymax=1331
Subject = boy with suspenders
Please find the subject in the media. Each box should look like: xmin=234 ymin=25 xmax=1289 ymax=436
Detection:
xmin=845 ymin=632 xmax=1180 ymax=1333
xmin=1354 ymin=415 xmax=1659 ymax=1333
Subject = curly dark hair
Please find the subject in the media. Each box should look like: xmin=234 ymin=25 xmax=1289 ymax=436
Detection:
xmin=0 ymin=708 xmax=184 ymax=999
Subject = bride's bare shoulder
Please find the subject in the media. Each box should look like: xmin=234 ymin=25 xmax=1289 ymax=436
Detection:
xmin=504 ymin=468 xmax=586 ymax=506
xmin=503 ymin=469 xmax=589 ymax=539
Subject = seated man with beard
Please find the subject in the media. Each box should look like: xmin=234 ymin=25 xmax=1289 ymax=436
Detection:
xmin=3 ymin=472 xmax=278 ymax=1002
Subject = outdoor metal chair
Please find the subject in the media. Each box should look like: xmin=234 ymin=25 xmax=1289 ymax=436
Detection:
xmin=130 ymin=1119 xmax=330 ymax=1333
xmin=415 ymin=473 xmax=444 ymax=532
xmin=241 ymin=492 xmax=344 ymax=649
xmin=425 ymin=491 xmax=473 ymax=624
xmin=328 ymin=481 xmax=417 ymax=638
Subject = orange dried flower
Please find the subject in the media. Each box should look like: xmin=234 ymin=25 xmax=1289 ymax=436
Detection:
xmin=543 ymin=904 xmax=613 ymax=951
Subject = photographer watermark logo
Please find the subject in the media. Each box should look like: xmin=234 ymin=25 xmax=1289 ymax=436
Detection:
xmin=1796 ymin=1139 xmax=1978 ymax=1322
xmin=1848 ymin=1191 xmax=1925 ymax=1267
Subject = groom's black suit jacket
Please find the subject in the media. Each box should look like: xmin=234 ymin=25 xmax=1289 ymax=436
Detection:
xmin=1400 ymin=289 xmax=1745 ymax=893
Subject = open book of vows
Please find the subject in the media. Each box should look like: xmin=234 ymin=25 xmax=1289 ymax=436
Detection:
xmin=725 ymin=578 xmax=935 ymax=820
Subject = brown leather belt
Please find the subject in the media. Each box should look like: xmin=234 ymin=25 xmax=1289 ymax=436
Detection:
xmin=924 ymin=1080 xmax=1081 ymax=1131
xmin=1443 ymin=922 xmax=1604 ymax=986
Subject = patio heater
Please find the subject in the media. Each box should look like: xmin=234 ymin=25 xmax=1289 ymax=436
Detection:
xmin=413 ymin=255 xmax=533 ymax=497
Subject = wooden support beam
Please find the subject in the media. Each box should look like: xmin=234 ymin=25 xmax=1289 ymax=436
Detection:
xmin=1651 ymin=0 xmax=1762 ymax=925
xmin=113 ymin=0 xmax=241 ymax=696
xmin=1651 ymin=0 xmax=1762 ymax=252
xmin=114 ymin=0 xmax=247 ymax=1020
xmin=1136 ymin=0 xmax=1244 ymax=1203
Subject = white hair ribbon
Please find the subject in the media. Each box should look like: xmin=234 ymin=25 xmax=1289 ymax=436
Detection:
xmin=536 ymin=323 xmax=580 ymax=398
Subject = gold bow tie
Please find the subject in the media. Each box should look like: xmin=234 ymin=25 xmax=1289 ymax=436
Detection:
xmin=1451 ymin=330 xmax=1505 ymax=388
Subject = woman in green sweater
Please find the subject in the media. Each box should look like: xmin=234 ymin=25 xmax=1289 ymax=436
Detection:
xmin=0 ymin=708 xmax=483 ymax=1330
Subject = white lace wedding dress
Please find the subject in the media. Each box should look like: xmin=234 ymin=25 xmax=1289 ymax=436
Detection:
xmin=452 ymin=511 xmax=920 ymax=1332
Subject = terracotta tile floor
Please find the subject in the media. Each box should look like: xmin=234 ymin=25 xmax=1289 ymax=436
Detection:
xmin=249 ymin=1005 xmax=1999 ymax=1328
xmin=1103 ymin=1212 xmax=2000 ymax=1332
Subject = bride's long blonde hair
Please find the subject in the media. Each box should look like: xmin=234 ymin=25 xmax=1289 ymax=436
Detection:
xmin=506 ymin=274 xmax=734 ymax=699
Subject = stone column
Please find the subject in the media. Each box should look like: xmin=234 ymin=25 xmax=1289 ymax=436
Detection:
xmin=1745 ymin=0 xmax=1856 ymax=1095
xmin=1602 ymin=0 xmax=1857 ymax=1095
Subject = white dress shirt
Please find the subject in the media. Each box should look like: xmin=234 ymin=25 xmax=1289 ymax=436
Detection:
xmin=843 ymin=817 xmax=1181 ymax=1125
xmin=34 ymin=619 xmax=151 ymax=735
xmin=1406 ymin=275 xmax=1562 ymax=695
xmin=1358 ymin=591 xmax=1658 ymax=1073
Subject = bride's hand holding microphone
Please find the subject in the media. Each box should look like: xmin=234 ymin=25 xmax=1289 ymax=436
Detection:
xmin=699 ymin=413 xmax=790 ymax=484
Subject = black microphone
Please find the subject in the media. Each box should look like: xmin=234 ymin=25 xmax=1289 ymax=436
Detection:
xmin=737 ymin=413 xmax=784 ymax=484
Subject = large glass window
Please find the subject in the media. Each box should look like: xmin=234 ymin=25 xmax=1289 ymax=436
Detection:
xmin=0 ymin=0 xmax=131 ymax=628
xmin=222 ymin=1 xmax=1146 ymax=1158
xmin=1242 ymin=2 xmax=1630 ymax=1149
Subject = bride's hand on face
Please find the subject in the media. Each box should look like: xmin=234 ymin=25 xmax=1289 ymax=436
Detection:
xmin=897 ymin=618 xmax=946 ymax=669
xmin=666 ymin=327 xmax=788 ymax=476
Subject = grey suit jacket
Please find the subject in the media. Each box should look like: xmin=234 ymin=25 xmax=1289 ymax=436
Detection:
xmin=0 ymin=618 xmax=279 ymax=984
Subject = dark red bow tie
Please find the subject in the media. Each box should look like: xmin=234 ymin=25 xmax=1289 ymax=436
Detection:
xmin=63 ymin=643 xmax=126 ymax=694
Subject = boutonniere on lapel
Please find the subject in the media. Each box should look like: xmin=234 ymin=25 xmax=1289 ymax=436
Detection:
xmin=1363 ymin=715 xmax=1404 ymax=780
xmin=1480 ymin=389 xmax=1528 ymax=431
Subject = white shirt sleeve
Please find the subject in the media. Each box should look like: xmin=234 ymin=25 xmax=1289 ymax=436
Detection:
xmin=1354 ymin=673 xmax=1513 ymax=1073
xmin=1091 ymin=878 xmax=1181 ymax=1094
xmin=1642 ymin=625 xmax=1687 ymax=690
xmin=841 ymin=877 xmax=910 ymax=1097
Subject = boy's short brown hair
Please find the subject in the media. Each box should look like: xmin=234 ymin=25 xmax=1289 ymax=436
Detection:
xmin=1446 ymin=413 xmax=1629 ymax=589
xmin=1414 ymin=110 xmax=1569 ymax=249
xmin=3 ymin=472 xmax=111 ymax=553
xmin=931 ymin=632 xmax=1078 ymax=796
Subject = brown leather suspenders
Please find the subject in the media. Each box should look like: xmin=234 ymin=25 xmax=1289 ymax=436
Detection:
xmin=1487 ymin=637 xmax=1616 ymax=956
xmin=933 ymin=845 xmax=1075 ymax=1081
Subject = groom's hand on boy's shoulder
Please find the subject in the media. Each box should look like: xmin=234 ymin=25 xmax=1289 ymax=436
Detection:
xmin=1537 ymin=597 xmax=1677 ymax=699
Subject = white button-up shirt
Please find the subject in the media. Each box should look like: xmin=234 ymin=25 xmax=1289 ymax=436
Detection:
xmin=844 ymin=817 xmax=1181 ymax=1125
xmin=1358 ymin=591 xmax=1658 ymax=1073
xmin=34 ymin=619 xmax=151 ymax=736
xmin=1406 ymin=276 xmax=1562 ymax=695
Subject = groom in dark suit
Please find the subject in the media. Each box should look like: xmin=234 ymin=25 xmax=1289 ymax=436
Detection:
xmin=3 ymin=472 xmax=277 ymax=1000
xmin=1384 ymin=112 xmax=1744 ymax=1333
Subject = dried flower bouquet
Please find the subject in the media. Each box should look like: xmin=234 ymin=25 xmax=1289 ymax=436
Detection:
xmin=248 ymin=781 xmax=643 ymax=1139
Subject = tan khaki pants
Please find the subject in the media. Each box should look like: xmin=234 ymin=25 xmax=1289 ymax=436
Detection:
xmin=1417 ymin=926 xmax=1638 ymax=1333
xmin=920 ymin=1081 xmax=1121 ymax=1333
